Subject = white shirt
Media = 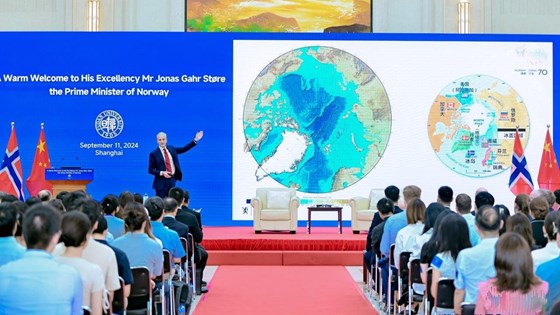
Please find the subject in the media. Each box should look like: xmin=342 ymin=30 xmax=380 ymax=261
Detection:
xmin=411 ymin=228 xmax=432 ymax=260
xmin=55 ymin=256 xmax=104 ymax=309
xmin=394 ymin=222 xmax=425 ymax=268
xmin=532 ymin=241 xmax=560 ymax=271
xmin=159 ymin=146 xmax=175 ymax=175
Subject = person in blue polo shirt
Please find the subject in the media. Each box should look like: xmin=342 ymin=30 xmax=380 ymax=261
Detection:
xmin=145 ymin=196 xmax=186 ymax=263
xmin=0 ymin=202 xmax=25 ymax=266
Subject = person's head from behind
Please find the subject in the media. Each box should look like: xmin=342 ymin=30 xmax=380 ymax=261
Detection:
xmin=23 ymin=204 xmax=61 ymax=251
xmin=92 ymin=215 xmax=109 ymax=237
xmin=494 ymin=232 xmax=540 ymax=293
xmin=49 ymin=199 xmax=66 ymax=214
xmin=423 ymin=202 xmax=446 ymax=234
xmin=543 ymin=211 xmax=560 ymax=242
xmin=384 ymin=185 xmax=399 ymax=203
xmin=505 ymin=213 xmax=535 ymax=248
xmin=455 ymin=193 xmax=472 ymax=214
xmin=38 ymin=190 xmax=53 ymax=202
xmin=62 ymin=190 xmax=88 ymax=211
xmin=118 ymin=191 xmax=135 ymax=210
xmin=133 ymin=193 xmax=143 ymax=204
xmin=122 ymin=202 xmax=149 ymax=232
xmin=60 ymin=211 xmax=91 ymax=248
xmin=183 ymin=190 xmax=190 ymax=205
xmin=168 ymin=187 xmax=185 ymax=206
xmin=494 ymin=204 xmax=511 ymax=236
xmin=25 ymin=197 xmax=41 ymax=208
xmin=0 ymin=202 xmax=19 ymax=237
xmin=530 ymin=196 xmax=549 ymax=220
xmin=163 ymin=197 xmax=179 ymax=215
xmin=144 ymin=197 xmax=165 ymax=221
xmin=514 ymin=193 xmax=531 ymax=217
xmin=437 ymin=186 xmax=453 ymax=205
xmin=541 ymin=190 xmax=555 ymax=210
xmin=101 ymin=194 xmax=119 ymax=215
xmin=376 ymin=197 xmax=394 ymax=219
xmin=77 ymin=199 xmax=102 ymax=233
xmin=475 ymin=204 xmax=500 ymax=237
xmin=475 ymin=191 xmax=495 ymax=210
xmin=402 ymin=185 xmax=421 ymax=205
xmin=435 ymin=213 xmax=471 ymax=260
xmin=554 ymin=189 xmax=560 ymax=207
xmin=406 ymin=198 xmax=425 ymax=224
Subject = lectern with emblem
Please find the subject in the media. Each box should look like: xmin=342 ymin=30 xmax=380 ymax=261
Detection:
xmin=45 ymin=168 xmax=94 ymax=196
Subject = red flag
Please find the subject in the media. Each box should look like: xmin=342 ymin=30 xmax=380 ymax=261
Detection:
xmin=509 ymin=129 xmax=534 ymax=195
xmin=26 ymin=125 xmax=53 ymax=196
xmin=538 ymin=128 xmax=560 ymax=191
xmin=0 ymin=123 xmax=25 ymax=200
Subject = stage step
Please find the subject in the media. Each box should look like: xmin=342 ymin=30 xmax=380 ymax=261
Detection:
xmin=207 ymin=250 xmax=363 ymax=266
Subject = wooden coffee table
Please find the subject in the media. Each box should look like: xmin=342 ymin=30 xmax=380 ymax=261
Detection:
xmin=307 ymin=206 xmax=343 ymax=234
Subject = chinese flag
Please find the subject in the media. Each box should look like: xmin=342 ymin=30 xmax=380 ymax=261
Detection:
xmin=538 ymin=128 xmax=560 ymax=191
xmin=26 ymin=125 xmax=53 ymax=196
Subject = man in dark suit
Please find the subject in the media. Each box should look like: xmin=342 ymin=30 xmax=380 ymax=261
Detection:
xmin=167 ymin=187 xmax=208 ymax=295
xmin=148 ymin=131 xmax=203 ymax=198
xmin=183 ymin=190 xmax=202 ymax=229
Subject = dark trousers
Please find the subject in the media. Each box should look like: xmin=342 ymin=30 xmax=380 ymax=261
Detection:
xmin=155 ymin=178 xmax=176 ymax=198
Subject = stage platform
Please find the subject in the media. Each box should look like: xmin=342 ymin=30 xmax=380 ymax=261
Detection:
xmin=201 ymin=227 xmax=366 ymax=266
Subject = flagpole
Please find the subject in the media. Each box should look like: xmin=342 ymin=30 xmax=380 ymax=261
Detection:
xmin=11 ymin=121 xmax=14 ymax=129
xmin=41 ymin=122 xmax=44 ymax=129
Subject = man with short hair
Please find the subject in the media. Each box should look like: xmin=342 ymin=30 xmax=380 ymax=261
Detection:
xmin=454 ymin=205 xmax=501 ymax=314
xmin=364 ymin=198 xmax=394 ymax=273
xmin=474 ymin=191 xmax=495 ymax=212
xmin=455 ymin=193 xmax=479 ymax=246
xmin=0 ymin=202 xmax=25 ymax=266
xmin=0 ymin=204 xmax=83 ymax=314
xmin=367 ymin=185 xmax=405 ymax=236
xmin=145 ymin=197 xmax=186 ymax=264
xmin=437 ymin=186 xmax=453 ymax=209
xmin=38 ymin=189 xmax=53 ymax=202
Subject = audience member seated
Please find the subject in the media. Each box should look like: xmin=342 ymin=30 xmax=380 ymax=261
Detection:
xmin=474 ymin=191 xmax=495 ymax=214
xmin=183 ymin=190 xmax=202 ymax=229
xmin=0 ymin=202 xmax=25 ymax=266
xmin=38 ymin=189 xmax=53 ymax=202
xmin=437 ymin=186 xmax=453 ymax=210
xmin=363 ymin=198 xmax=394 ymax=274
xmin=411 ymin=202 xmax=446 ymax=260
xmin=475 ymin=232 xmax=548 ymax=314
xmin=535 ymin=214 xmax=560 ymax=313
xmin=554 ymin=189 xmax=560 ymax=210
xmin=430 ymin=213 xmax=471 ymax=311
xmin=11 ymin=200 xmax=27 ymax=247
xmin=453 ymin=205 xmax=500 ymax=313
xmin=0 ymin=204 xmax=83 ymax=314
xmin=49 ymin=198 xmax=66 ymax=213
xmin=56 ymin=211 xmax=104 ymax=315
xmin=101 ymin=194 xmax=125 ymax=238
xmin=145 ymin=197 xmax=186 ymax=264
xmin=53 ymin=199 xmax=121 ymax=300
xmin=420 ymin=209 xmax=453 ymax=286
xmin=514 ymin=193 xmax=531 ymax=217
xmin=530 ymin=196 xmax=549 ymax=221
xmin=162 ymin=197 xmax=190 ymax=240
xmin=92 ymin=216 xmax=133 ymax=314
xmin=495 ymin=204 xmax=510 ymax=236
xmin=394 ymin=198 xmax=425 ymax=268
xmin=532 ymin=211 xmax=560 ymax=270
xmin=455 ymin=193 xmax=479 ymax=246
xmin=531 ymin=189 xmax=556 ymax=212
xmin=113 ymin=202 xmax=163 ymax=280
xmin=506 ymin=213 xmax=538 ymax=250
xmin=25 ymin=196 xmax=42 ymax=208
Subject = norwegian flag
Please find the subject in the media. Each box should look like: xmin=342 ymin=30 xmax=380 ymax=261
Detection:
xmin=0 ymin=123 xmax=25 ymax=200
xmin=509 ymin=129 xmax=534 ymax=195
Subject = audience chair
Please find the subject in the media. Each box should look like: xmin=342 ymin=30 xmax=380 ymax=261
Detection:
xmin=83 ymin=307 xmax=91 ymax=315
xmin=127 ymin=266 xmax=153 ymax=315
xmin=111 ymin=277 xmax=126 ymax=315
xmin=531 ymin=220 xmax=547 ymax=248
xmin=387 ymin=244 xmax=397 ymax=314
xmin=349 ymin=189 xmax=384 ymax=234
xmin=434 ymin=278 xmax=455 ymax=312
xmin=186 ymin=233 xmax=197 ymax=294
xmin=252 ymin=187 xmax=299 ymax=234
xmin=397 ymin=251 xmax=412 ymax=313
xmin=424 ymin=268 xmax=434 ymax=315
xmin=407 ymin=259 xmax=424 ymax=315
xmin=461 ymin=304 xmax=476 ymax=315
xmin=162 ymin=249 xmax=175 ymax=315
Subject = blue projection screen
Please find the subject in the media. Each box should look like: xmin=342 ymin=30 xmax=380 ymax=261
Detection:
xmin=0 ymin=32 xmax=557 ymax=226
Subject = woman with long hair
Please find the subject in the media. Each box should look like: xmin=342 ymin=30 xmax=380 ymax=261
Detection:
xmin=514 ymin=193 xmax=531 ymax=218
xmin=475 ymin=232 xmax=548 ymax=314
xmin=55 ymin=211 xmax=104 ymax=315
xmin=506 ymin=213 xmax=537 ymax=250
xmin=394 ymin=198 xmax=425 ymax=268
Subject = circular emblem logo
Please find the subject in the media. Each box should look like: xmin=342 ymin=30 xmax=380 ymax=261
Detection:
xmin=95 ymin=110 xmax=124 ymax=139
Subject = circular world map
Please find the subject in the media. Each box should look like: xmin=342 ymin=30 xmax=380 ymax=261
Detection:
xmin=427 ymin=74 xmax=530 ymax=177
xmin=243 ymin=46 xmax=391 ymax=193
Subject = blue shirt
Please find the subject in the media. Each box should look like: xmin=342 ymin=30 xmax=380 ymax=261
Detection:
xmin=151 ymin=221 xmax=186 ymax=260
xmin=113 ymin=232 xmax=163 ymax=277
xmin=462 ymin=213 xmax=480 ymax=246
xmin=535 ymin=254 xmax=560 ymax=313
xmin=0 ymin=237 xmax=25 ymax=266
xmin=380 ymin=210 xmax=408 ymax=256
xmin=0 ymin=250 xmax=83 ymax=315
xmin=454 ymin=237 xmax=498 ymax=303
xmin=105 ymin=215 xmax=125 ymax=238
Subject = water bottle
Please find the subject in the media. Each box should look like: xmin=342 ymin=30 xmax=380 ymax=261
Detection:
xmin=178 ymin=303 xmax=186 ymax=315
xmin=143 ymin=193 xmax=149 ymax=203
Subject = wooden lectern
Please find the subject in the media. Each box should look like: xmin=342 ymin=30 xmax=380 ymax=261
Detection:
xmin=45 ymin=169 xmax=94 ymax=196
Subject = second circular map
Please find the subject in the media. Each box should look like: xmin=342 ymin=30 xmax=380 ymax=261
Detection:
xmin=243 ymin=46 xmax=391 ymax=193
xmin=427 ymin=74 xmax=530 ymax=177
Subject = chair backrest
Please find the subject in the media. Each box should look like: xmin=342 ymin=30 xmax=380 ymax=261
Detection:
xmin=163 ymin=249 xmax=172 ymax=274
xmin=461 ymin=303 xmax=476 ymax=315
xmin=436 ymin=278 xmax=455 ymax=309
xmin=180 ymin=237 xmax=189 ymax=263
xmin=389 ymin=244 xmax=396 ymax=266
xmin=128 ymin=266 xmax=152 ymax=313
xmin=531 ymin=220 xmax=547 ymax=248
xmin=368 ymin=189 xmax=385 ymax=210
xmin=425 ymin=268 xmax=434 ymax=314
xmin=256 ymin=188 xmax=296 ymax=209
xmin=408 ymin=259 xmax=423 ymax=288
xmin=399 ymin=251 xmax=412 ymax=275
xmin=112 ymin=276 xmax=126 ymax=313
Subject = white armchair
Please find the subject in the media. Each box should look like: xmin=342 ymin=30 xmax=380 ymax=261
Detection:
xmin=252 ymin=187 xmax=300 ymax=234
xmin=349 ymin=189 xmax=384 ymax=234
